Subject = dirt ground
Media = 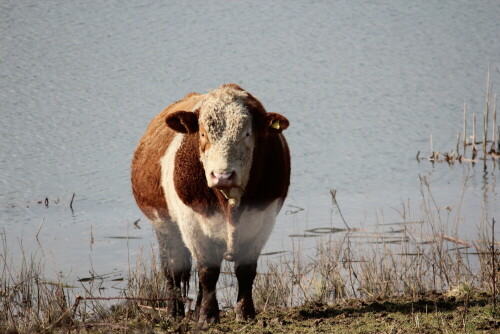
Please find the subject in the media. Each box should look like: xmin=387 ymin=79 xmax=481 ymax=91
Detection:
xmin=90 ymin=293 xmax=499 ymax=333
xmin=205 ymin=294 xmax=499 ymax=334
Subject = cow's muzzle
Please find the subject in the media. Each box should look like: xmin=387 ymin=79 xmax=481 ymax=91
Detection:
xmin=210 ymin=170 xmax=236 ymax=188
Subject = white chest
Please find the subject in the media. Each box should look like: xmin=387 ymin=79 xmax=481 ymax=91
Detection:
xmin=159 ymin=134 xmax=280 ymax=261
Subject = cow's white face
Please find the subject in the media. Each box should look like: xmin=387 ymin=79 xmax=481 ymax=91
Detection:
xmin=197 ymin=88 xmax=255 ymax=205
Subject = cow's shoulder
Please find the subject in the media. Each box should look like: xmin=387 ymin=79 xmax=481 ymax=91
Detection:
xmin=242 ymin=133 xmax=290 ymax=209
xmin=131 ymin=92 xmax=205 ymax=220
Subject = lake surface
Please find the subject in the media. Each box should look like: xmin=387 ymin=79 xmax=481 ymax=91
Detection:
xmin=1 ymin=1 xmax=499 ymax=286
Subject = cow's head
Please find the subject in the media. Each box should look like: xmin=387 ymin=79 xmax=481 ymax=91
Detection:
xmin=165 ymin=84 xmax=289 ymax=207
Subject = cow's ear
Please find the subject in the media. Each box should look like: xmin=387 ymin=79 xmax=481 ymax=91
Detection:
xmin=265 ymin=113 xmax=289 ymax=133
xmin=165 ymin=111 xmax=199 ymax=133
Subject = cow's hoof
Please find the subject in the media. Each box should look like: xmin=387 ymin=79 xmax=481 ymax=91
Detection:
xmin=197 ymin=302 xmax=220 ymax=326
xmin=235 ymin=299 xmax=256 ymax=322
xmin=198 ymin=313 xmax=220 ymax=327
xmin=235 ymin=312 xmax=256 ymax=322
xmin=166 ymin=299 xmax=185 ymax=319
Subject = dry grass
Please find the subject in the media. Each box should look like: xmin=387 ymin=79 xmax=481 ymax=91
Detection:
xmin=1 ymin=173 xmax=498 ymax=333
xmin=0 ymin=233 xmax=72 ymax=332
xmin=250 ymin=174 xmax=499 ymax=311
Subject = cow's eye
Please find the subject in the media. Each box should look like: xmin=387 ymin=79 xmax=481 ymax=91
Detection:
xmin=241 ymin=132 xmax=252 ymax=143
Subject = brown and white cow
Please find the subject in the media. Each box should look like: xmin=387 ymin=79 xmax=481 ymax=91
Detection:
xmin=131 ymin=84 xmax=290 ymax=323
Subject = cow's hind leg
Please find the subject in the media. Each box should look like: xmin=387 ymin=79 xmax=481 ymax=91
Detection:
xmin=193 ymin=281 xmax=202 ymax=318
xmin=155 ymin=226 xmax=191 ymax=318
xmin=235 ymin=261 xmax=257 ymax=321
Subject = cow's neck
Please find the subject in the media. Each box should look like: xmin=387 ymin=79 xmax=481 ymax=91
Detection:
xmin=214 ymin=189 xmax=243 ymax=222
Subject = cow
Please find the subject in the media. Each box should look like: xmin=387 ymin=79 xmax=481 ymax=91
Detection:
xmin=131 ymin=83 xmax=290 ymax=324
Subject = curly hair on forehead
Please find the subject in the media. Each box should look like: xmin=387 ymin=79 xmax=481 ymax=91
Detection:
xmin=199 ymin=86 xmax=252 ymax=142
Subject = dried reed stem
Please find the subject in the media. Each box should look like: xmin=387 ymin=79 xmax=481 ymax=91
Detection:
xmin=484 ymin=65 xmax=491 ymax=156
xmin=472 ymin=114 xmax=476 ymax=150
xmin=483 ymin=112 xmax=487 ymax=156
xmin=463 ymin=101 xmax=467 ymax=152
xmin=429 ymin=134 xmax=434 ymax=159
xmin=493 ymin=94 xmax=497 ymax=151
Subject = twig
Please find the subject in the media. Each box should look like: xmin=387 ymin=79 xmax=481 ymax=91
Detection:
xmin=439 ymin=234 xmax=474 ymax=248
xmin=330 ymin=189 xmax=350 ymax=230
xmin=70 ymin=193 xmax=75 ymax=213
xmin=36 ymin=218 xmax=45 ymax=239
xmin=137 ymin=304 xmax=169 ymax=313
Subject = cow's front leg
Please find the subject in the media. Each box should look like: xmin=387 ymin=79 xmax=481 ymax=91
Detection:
xmin=197 ymin=264 xmax=221 ymax=324
xmin=235 ymin=261 xmax=257 ymax=321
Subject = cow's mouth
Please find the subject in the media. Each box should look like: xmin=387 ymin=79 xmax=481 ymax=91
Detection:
xmin=209 ymin=170 xmax=243 ymax=207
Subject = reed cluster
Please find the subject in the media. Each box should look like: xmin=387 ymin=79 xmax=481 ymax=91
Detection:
xmin=419 ymin=69 xmax=499 ymax=165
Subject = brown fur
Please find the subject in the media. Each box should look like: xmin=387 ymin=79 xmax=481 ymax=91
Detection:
xmin=199 ymin=124 xmax=210 ymax=152
xmin=173 ymin=132 xmax=220 ymax=215
xmin=131 ymin=92 xmax=204 ymax=220
xmin=239 ymin=91 xmax=290 ymax=209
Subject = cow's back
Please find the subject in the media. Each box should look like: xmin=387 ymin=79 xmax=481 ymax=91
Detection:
xmin=131 ymin=92 xmax=204 ymax=220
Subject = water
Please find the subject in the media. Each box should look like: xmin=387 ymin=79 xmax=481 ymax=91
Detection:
xmin=1 ymin=1 xmax=499 ymax=285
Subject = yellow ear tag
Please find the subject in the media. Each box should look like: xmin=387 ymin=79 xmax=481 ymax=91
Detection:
xmin=271 ymin=120 xmax=281 ymax=130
